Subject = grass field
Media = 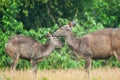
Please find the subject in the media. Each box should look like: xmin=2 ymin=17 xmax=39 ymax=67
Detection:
xmin=0 ymin=67 xmax=120 ymax=80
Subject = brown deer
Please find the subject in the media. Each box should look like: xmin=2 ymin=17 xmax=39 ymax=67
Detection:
xmin=5 ymin=33 xmax=63 ymax=79
xmin=53 ymin=21 xmax=120 ymax=78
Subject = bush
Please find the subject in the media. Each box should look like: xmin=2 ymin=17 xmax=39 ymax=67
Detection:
xmin=1 ymin=3 xmax=120 ymax=70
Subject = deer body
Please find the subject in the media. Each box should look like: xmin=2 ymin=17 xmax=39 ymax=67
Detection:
xmin=53 ymin=22 xmax=120 ymax=78
xmin=5 ymin=35 xmax=63 ymax=78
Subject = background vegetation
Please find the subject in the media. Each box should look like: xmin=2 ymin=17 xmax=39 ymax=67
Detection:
xmin=0 ymin=0 xmax=120 ymax=70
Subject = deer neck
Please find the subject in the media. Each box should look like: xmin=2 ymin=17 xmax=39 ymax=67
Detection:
xmin=65 ymin=31 xmax=77 ymax=50
xmin=42 ymin=41 xmax=55 ymax=57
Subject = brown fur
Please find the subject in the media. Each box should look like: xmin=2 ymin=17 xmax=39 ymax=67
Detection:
xmin=53 ymin=22 xmax=120 ymax=78
xmin=5 ymin=35 xmax=63 ymax=79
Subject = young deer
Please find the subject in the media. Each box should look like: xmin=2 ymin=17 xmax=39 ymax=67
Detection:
xmin=53 ymin=21 xmax=120 ymax=79
xmin=5 ymin=33 xmax=63 ymax=79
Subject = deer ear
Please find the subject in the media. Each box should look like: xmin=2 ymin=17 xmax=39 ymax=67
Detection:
xmin=68 ymin=21 xmax=76 ymax=27
xmin=47 ymin=33 xmax=52 ymax=37
xmin=68 ymin=22 xmax=72 ymax=27
xmin=71 ymin=21 xmax=76 ymax=27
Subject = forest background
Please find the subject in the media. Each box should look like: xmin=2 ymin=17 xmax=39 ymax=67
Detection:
xmin=0 ymin=0 xmax=120 ymax=70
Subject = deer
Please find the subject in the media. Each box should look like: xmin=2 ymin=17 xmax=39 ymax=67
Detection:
xmin=53 ymin=21 xmax=120 ymax=79
xmin=5 ymin=33 xmax=63 ymax=79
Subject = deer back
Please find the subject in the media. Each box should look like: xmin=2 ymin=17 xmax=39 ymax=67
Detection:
xmin=5 ymin=36 xmax=42 ymax=59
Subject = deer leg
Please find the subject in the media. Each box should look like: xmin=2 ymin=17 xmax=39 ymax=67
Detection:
xmin=12 ymin=54 xmax=20 ymax=70
xmin=114 ymin=51 xmax=120 ymax=62
xmin=31 ymin=60 xmax=37 ymax=80
xmin=84 ymin=57 xmax=91 ymax=80
xmin=11 ymin=53 xmax=20 ymax=79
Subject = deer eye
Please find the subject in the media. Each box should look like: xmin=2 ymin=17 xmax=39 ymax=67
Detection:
xmin=61 ymin=28 xmax=63 ymax=30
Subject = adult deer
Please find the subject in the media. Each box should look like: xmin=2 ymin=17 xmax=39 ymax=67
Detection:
xmin=53 ymin=21 xmax=120 ymax=78
xmin=5 ymin=33 xmax=63 ymax=79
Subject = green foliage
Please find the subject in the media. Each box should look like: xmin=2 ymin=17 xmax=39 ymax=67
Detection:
xmin=0 ymin=0 xmax=120 ymax=70
xmin=38 ymin=46 xmax=83 ymax=69
xmin=0 ymin=0 xmax=23 ymax=68
xmin=106 ymin=56 xmax=120 ymax=67
xmin=92 ymin=60 xmax=105 ymax=68
xmin=72 ymin=15 xmax=104 ymax=37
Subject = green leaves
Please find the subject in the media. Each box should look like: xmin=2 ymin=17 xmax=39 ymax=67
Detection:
xmin=1 ymin=0 xmax=120 ymax=70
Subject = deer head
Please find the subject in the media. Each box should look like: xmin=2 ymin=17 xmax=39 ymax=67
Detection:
xmin=53 ymin=21 xmax=76 ymax=37
xmin=47 ymin=33 xmax=63 ymax=48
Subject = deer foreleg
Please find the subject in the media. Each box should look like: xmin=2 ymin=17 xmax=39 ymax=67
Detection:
xmin=114 ymin=51 xmax=120 ymax=62
xmin=31 ymin=60 xmax=37 ymax=80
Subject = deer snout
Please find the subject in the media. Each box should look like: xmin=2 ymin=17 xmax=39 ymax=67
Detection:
xmin=52 ymin=33 xmax=56 ymax=37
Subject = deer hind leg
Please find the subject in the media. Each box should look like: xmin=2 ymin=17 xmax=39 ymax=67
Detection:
xmin=11 ymin=53 xmax=20 ymax=79
xmin=84 ymin=57 xmax=92 ymax=80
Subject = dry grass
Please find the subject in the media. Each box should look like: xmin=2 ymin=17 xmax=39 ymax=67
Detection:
xmin=0 ymin=67 xmax=120 ymax=80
